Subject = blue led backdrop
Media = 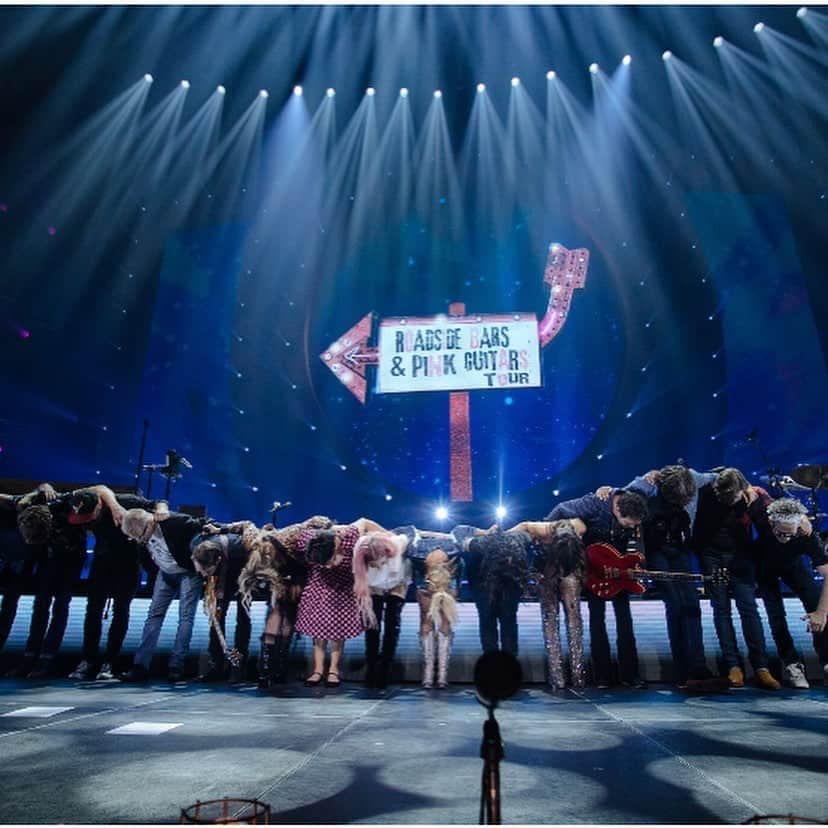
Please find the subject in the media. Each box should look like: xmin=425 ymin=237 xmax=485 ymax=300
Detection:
xmin=0 ymin=5 xmax=827 ymax=526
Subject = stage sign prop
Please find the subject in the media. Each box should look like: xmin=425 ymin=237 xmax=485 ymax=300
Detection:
xmin=320 ymin=243 xmax=589 ymax=501
xmin=376 ymin=314 xmax=541 ymax=394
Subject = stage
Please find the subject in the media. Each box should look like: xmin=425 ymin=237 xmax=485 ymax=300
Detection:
xmin=1 ymin=678 xmax=826 ymax=824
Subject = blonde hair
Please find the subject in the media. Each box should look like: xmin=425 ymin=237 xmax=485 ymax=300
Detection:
xmin=352 ymin=531 xmax=401 ymax=628
xmin=425 ymin=551 xmax=458 ymax=630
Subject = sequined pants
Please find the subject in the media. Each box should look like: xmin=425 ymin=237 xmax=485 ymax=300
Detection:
xmin=538 ymin=574 xmax=585 ymax=689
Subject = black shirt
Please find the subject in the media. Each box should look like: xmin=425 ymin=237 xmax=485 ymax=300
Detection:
xmin=749 ymin=495 xmax=828 ymax=574
xmin=693 ymin=484 xmax=752 ymax=554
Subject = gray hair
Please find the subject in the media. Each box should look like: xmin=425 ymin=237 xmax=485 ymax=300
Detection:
xmin=122 ymin=508 xmax=154 ymax=540
xmin=766 ymin=498 xmax=807 ymax=528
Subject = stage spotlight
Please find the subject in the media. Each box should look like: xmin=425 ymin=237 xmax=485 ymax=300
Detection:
xmin=511 ymin=77 xmax=520 ymax=86
xmin=326 ymin=87 xmax=335 ymax=97
xmin=662 ymin=50 xmax=673 ymax=61
xmin=400 ymin=87 xmax=408 ymax=97
xmin=143 ymin=73 xmax=153 ymax=83
xmin=385 ymin=494 xmax=392 ymax=501
xmin=589 ymin=63 xmax=599 ymax=74
xmin=546 ymin=70 xmax=556 ymax=79
xmin=180 ymin=80 xmax=190 ymax=89
xmin=496 ymin=506 xmax=507 ymax=520
xmin=477 ymin=83 xmax=486 ymax=93
xmin=293 ymin=85 xmax=303 ymax=96
xmin=435 ymin=506 xmax=449 ymax=521
xmin=713 ymin=36 xmax=724 ymax=48
xmin=259 ymin=89 xmax=269 ymax=98
xmin=552 ymin=489 xmax=560 ymax=497
xmin=366 ymin=87 xmax=375 ymax=96
xmin=217 ymin=85 xmax=226 ymax=94
xmin=754 ymin=22 xmax=764 ymax=33
xmin=797 ymin=7 xmax=808 ymax=17
xmin=622 ymin=54 xmax=632 ymax=65
xmin=433 ymin=89 xmax=442 ymax=98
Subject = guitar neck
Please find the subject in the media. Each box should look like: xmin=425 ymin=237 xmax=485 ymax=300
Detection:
xmin=624 ymin=569 xmax=709 ymax=583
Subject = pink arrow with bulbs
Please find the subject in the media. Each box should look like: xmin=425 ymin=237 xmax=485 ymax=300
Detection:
xmin=320 ymin=242 xmax=589 ymax=501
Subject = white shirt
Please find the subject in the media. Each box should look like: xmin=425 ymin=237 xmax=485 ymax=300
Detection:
xmin=146 ymin=525 xmax=187 ymax=575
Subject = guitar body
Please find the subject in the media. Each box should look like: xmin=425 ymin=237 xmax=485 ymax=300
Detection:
xmin=585 ymin=542 xmax=647 ymax=599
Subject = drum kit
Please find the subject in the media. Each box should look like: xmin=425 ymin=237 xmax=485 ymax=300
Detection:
xmin=759 ymin=464 xmax=828 ymax=534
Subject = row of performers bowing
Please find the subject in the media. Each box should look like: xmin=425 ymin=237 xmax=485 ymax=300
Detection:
xmin=2 ymin=464 xmax=826 ymax=691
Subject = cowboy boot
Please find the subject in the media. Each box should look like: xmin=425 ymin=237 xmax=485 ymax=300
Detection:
xmin=421 ymin=633 xmax=435 ymax=688
xmin=436 ymin=632 xmax=451 ymax=689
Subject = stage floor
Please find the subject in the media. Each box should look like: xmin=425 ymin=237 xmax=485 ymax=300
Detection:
xmin=0 ymin=679 xmax=826 ymax=824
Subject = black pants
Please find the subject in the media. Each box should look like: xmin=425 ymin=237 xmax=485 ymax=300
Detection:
xmin=82 ymin=551 xmax=142 ymax=665
xmin=759 ymin=555 xmax=828 ymax=666
xmin=586 ymin=590 xmax=640 ymax=683
xmin=474 ymin=583 xmax=521 ymax=655
xmin=364 ymin=594 xmax=405 ymax=666
xmin=25 ymin=545 xmax=85 ymax=657
xmin=0 ymin=536 xmax=40 ymax=651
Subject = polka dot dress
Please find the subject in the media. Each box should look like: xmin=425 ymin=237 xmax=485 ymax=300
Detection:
xmin=295 ymin=525 xmax=363 ymax=640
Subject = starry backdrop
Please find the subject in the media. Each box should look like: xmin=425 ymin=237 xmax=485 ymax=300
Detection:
xmin=0 ymin=5 xmax=827 ymax=527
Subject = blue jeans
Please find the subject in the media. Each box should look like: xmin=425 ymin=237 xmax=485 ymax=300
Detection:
xmin=646 ymin=545 xmax=708 ymax=682
xmin=759 ymin=555 xmax=828 ymax=666
xmin=474 ymin=583 xmax=521 ymax=655
xmin=700 ymin=550 xmax=769 ymax=671
xmin=133 ymin=571 xmax=202 ymax=671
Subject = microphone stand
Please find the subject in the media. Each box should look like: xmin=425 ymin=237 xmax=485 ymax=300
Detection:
xmin=134 ymin=419 xmax=149 ymax=494
xmin=479 ymin=701 xmax=504 ymax=825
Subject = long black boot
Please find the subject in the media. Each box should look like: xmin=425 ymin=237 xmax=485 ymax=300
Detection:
xmin=257 ymin=637 xmax=276 ymax=691
xmin=364 ymin=627 xmax=380 ymax=689
xmin=272 ymin=634 xmax=292 ymax=683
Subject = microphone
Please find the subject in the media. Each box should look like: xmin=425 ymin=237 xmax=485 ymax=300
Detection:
xmin=474 ymin=651 xmax=522 ymax=705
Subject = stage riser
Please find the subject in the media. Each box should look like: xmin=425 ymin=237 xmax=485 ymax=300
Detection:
xmin=1 ymin=597 xmax=822 ymax=682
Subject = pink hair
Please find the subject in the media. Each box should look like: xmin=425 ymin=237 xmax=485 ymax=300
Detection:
xmin=352 ymin=531 xmax=401 ymax=628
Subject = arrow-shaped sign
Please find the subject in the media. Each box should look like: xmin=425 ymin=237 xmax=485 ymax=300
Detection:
xmin=320 ymin=242 xmax=589 ymax=499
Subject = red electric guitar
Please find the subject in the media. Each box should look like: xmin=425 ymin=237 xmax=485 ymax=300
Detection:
xmin=585 ymin=542 xmax=729 ymax=599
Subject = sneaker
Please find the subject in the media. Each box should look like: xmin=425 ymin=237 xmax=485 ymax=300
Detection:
xmin=96 ymin=663 xmax=115 ymax=680
xmin=755 ymin=668 xmax=781 ymax=691
xmin=69 ymin=660 xmax=94 ymax=680
xmin=621 ymin=676 xmax=647 ymax=689
xmin=727 ymin=666 xmax=745 ymax=688
xmin=167 ymin=669 xmax=186 ymax=683
xmin=784 ymin=662 xmax=810 ymax=689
